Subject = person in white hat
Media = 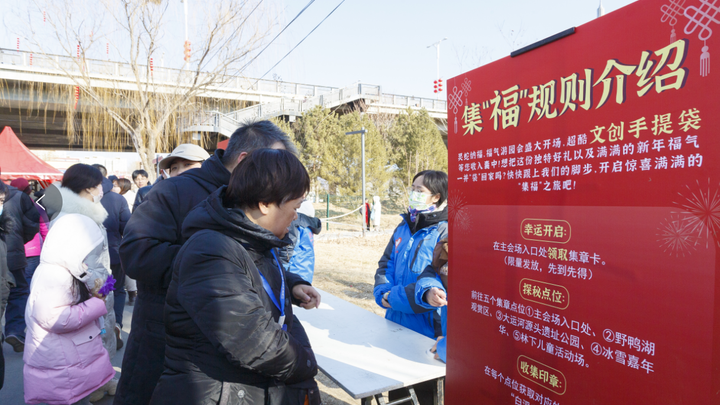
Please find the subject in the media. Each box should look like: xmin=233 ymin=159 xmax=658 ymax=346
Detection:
xmin=158 ymin=144 xmax=211 ymax=178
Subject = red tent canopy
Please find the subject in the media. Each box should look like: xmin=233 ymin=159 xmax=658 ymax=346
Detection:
xmin=0 ymin=126 xmax=63 ymax=183
xmin=217 ymin=139 xmax=229 ymax=150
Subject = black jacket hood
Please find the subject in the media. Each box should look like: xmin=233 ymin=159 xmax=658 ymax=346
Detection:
xmin=402 ymin=206 xmax=448 ymax=234
xmin=183 ymin=186 xmax=289 ymax=253
xmin=179 ymin=149 xmax=230 ymax=195
xmin=294 ymin=212 xmax=322 ymax=235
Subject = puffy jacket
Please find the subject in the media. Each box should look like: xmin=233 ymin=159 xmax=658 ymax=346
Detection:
xmin=23 ymin=214 xmax=115 ymax=404
xmin=117 ymin=150 xmax=230 ymax=405
xmin=373 ymin=208 xmax=448 ymax=338
xmin=100 ymin=178 xmax=131 ymax=265
xmin=120 ymin=150 xmax=229 ymax=294
xmin=24 ymin=201 xmax=49 ymax=258
xmin=3 ymin=186 xmax=40 ymax=270
xmin=150 ymin=187 xmax=318 ymax=405
xmin=280 ymin=213 xmax=322 ymax=283
xmin=415 ymin=267 xmax=447 ymax=362
xmin=51 ymin=185 xmax=117 ymax=360
xmin=0 ymin=213 xmax=14 ymax=390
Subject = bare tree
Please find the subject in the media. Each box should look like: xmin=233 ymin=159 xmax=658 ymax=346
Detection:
xmin=18 ymin=0 xmax=269 ymax=179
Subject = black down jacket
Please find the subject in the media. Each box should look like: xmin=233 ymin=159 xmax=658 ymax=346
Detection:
xmin=116 ymin=150 xmax=230 ymax=405
xmin=100 ymin=178 xmax=130 ymax=265
xmin=150 ymin=187 xmax=318 ymax=405
xmin=3 ymin=186 xmax=39 ymax=271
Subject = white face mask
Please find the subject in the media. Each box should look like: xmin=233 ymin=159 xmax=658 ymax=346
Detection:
xmin=92 ymin=187 xmax=103 ymax=204
xmin=408 ymin=190 xmax=432 ymax=211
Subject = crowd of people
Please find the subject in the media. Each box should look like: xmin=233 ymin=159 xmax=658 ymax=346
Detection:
xmin=0 ymin=119 xmax=451 ymax=405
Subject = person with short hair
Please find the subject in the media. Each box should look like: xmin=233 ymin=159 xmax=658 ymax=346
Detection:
xmin=131 ymin=170 xmax=149 ymax=189
xmin=150 ymin=148 xmax=321 ymax=405
xmin=92 ymin=164 xmax=108 ymax=178
xmin=98 ymin=172 xmax=131 ymax=351
xmin=115 ymin=120 xmax=297 ymax=405
xmin=373 ymin=170 xmax=448 ymax=405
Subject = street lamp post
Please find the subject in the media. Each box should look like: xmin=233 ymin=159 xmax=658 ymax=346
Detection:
xmin=346 ymin=127 xmax=367 ymax=237
xmin=427 ymin=37 xmax=448 ymax=99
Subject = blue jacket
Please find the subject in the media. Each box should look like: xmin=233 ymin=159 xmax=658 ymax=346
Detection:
xmin=415 ymin=268 xmax=447 ymax=362
xmin=279 ymin=213 xmax=322 ymax=283
xmin=373 ymin=208 xmax=447 ymax=338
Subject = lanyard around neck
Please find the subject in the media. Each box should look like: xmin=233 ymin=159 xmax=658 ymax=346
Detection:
xmin=259 ymin=250 xmax=286 ymax=331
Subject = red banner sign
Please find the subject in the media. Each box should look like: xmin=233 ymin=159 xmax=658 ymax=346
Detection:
xmin=446 ymin=0 xmax=720 ymax=404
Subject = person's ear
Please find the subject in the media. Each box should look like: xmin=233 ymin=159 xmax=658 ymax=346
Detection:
xmin=258 ymin=201 xmax=271 ymax=215
xmin=430 ymin=193 xmax=441 ymax=204
xmin=236 ymin=151 xmax=248 ymax=164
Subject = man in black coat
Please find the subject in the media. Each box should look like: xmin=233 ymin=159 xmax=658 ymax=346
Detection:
xmin=98 ymin=174 xmax=131 ymax=350
xmin=115 ymin=121 xmax=297 ymax=405
xmin=1 ymin=184 xmax=39 ymax=352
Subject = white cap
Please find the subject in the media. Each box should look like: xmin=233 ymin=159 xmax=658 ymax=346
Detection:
xmin=297 ymin=200 xmax=315 ymax=217
xmin=159 ymin=144 xmax=211 ymax=171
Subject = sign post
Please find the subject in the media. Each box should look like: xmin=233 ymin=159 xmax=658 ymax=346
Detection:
xmin=446 ymin=0 xmax=720 ymax=403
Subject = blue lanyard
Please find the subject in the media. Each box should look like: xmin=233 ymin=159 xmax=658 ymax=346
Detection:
xmin=259 ymin=250 xmax=286 ymax=331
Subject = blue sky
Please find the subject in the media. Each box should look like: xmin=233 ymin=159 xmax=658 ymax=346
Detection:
xmin=2 ymin=0 xmax=638 ymax=100
xmin=244 ymin=0 xmax=639 ymax=99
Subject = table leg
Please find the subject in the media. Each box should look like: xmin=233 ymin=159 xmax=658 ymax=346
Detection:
xmin=408 ymin=387 xmax=420 ymax=405
xmin=434 ymin=377 xmax=445 ymax=405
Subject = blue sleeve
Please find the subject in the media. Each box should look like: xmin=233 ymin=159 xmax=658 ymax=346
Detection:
xmin=287 ymin=227 xmax=315 ymax=284
xmin=373 ymin=225 xmax=401 ymax=307
xmin=414 ymin=272 xmax=445 ymax=310
xmin=436 ymin=337 xmax=447 ymax=363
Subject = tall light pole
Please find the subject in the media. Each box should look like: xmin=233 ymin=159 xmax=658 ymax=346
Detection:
xmin=427 ymin=37 xmax=448 ymax=99
xmin=346 ymin=127 xmax=367 ymax=237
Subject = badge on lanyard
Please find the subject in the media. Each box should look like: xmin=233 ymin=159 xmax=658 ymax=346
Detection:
xmin=258 ymin=250 xmax=287 ymax=331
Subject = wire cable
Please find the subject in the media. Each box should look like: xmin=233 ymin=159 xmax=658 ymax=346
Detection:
xmin=238 ymin=0 xmax=316 ymax=73
xmin=256 ymin=0 xmax=346 ymax=82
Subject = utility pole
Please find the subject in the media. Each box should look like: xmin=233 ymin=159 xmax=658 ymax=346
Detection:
xmin=598 ymin=0 xmax=605 ymax=17
xmin=427 ymin=38 xmax=447 ymax=99
xmin=346 ymin=128 xmax=367 ymax=237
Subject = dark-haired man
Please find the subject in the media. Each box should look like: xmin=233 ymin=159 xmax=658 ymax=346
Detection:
xmin=115 ymin=121 xmax=297 ymax=405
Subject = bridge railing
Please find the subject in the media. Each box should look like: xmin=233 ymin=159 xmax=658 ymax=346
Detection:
xmin=0 ymin=48 xmax=447 ymax=114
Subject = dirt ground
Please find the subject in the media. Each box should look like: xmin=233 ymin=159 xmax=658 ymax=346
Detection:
xmin=309 ymin=232 xmax=396 ymax=405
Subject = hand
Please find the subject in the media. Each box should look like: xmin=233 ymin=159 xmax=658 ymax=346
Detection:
xmin=424 ymin=287 xmax=447 ymax=307
xmin=292 ymin=284 xmax=321 ymax=309
xmin=430 ymin=336 xmax=444 ymax=360
xmin=90 ymin=279 xmax=105 ymax=301
xmin=381 ymin=292 xmax=392 ymax=308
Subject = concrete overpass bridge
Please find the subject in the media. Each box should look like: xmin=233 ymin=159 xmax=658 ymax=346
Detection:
xmin=0 ymin=48 xmax=447 ymax=150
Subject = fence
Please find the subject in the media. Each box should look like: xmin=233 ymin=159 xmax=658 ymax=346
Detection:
xmin=315 ymin=194 xmax=405 ymax=232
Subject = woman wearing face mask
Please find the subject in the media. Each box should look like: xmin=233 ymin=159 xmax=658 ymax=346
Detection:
xmin=150 ymin=148 xmax=322 ymax=405
xmin=373 ymin=170 xmax=447 ymax=405
xmin=373 ymin=170 xmax=448 ymax=339
xmin=22 ymin=165 xmax=117 ymax=405
xmin=24 ymin=164 xmax=119 ymax=403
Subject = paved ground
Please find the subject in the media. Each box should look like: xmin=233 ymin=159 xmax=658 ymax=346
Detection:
xmin=1 ymin=300 xmax=132 ymax=405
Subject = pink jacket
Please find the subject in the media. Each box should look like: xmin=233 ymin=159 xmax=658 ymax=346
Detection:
xmin=23 ymin=214 xmax=115 ymax=405
xmin=24 ymin=202 xmax=49 ymax=257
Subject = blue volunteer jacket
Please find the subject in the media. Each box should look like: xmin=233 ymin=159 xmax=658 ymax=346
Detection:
xmin=373 ymin=208 xmax=447 ymax=338
xmin=415 ymin=268 xmax=447 ymax=362
xmin=280 ymin=213 xmax=322 ymax=284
